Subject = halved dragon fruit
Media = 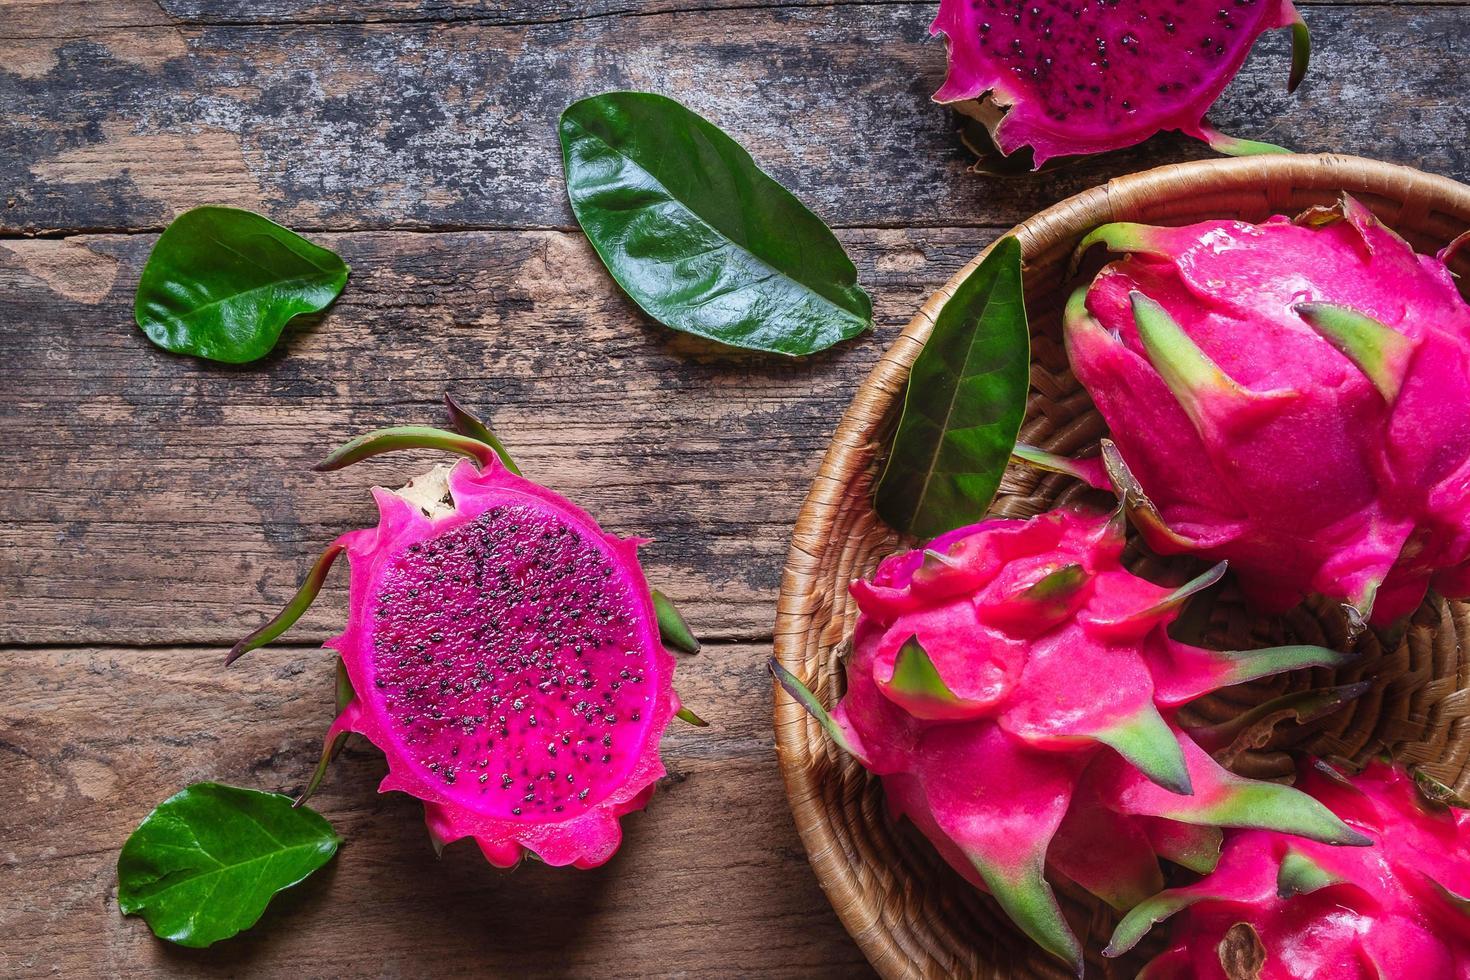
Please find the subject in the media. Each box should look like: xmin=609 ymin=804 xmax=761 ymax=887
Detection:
xmin=1063 ymin=195 xmax=1470 ymax=626
xmin=772 ymin=509 xmax=1367 ymax=972
xmin=1109 ymin=760 xmax=1470 ymax=979
xmin=229 ymin=399 xmax=696 ymax=869
xmin=931 ymin=0 xmax=1311 ymax=168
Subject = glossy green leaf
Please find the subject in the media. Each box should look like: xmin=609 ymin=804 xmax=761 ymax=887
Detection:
xmin=560 ymin=92 xmax=871 ymax=356
xmin=135 ymin=207 xmax=349 ymax=363
xmin=117 ymin=782 xmax=340 ymax=947
xmin=874 ymin=237 xmax=1030 ymax=538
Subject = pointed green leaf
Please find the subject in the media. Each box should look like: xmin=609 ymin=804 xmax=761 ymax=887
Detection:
xmin=297 ymin=658 xmax=356 ymax=807
xmin=1106 ymin=887 xmax=1212 ymax=957
xmin=298 ymin=730 xmax=350 ymax=807
xmin=1155 ymin=643 xmax=1355 ymax=707
xmin=652 ymin=589 xmax=701 ymax=654
xmin=1131 ymin=291 xmax=1244 ymax=430
xmin=333 ymin=656 xmax=353 ymax=714
xmin=1100 ymin=562 xmax=1227 ymax=629
xmin=117 ymin=783 xmax=340 ymax=948
xmin=1010 ymin=443 xmax=1109 ymax=489
xmin=767 ymin=659 xmax=865 ymax=764
xmin=885 ymin=635 xmax=961 ymax=709
xmin=1015 ymin=563 xmax=1090 ymax=621
xmin=1288 ymin=12 xmax=1312 ymax=94
xmin=443 ymin=393 xmax=521 ymax=475
xmin=1111 ymin=734 xmax=1370 ymax=846
xmin=1277 ymin=847 xmax=1348 ymax=898
xmin=226 ymin=541 xmax=346 ymax=666
xmin=1295 ymin=303 xmax=1414 ymax=401
xmin=968 ymin=852 xmax=1083 ymax=974
xmin=1213 ymin=644 xmax=1356 ymax=688
xmin=874 ymin=237 xmax=1030 ymax=538
xmin=134 ymin=206 xmax=349 ymax=364
xmin=1165 ymin=769 xmax=1368 ymax=847
xmin=1427 ymin=875 xmax=1470 ymax=917
xmin=560 ymin=92 xmax=871 ymax=356
xmin=1143 ymin=818 xmax=1223 ymax=874
xmin=1196 ymin=121 xmax=1292 ymax=157
xmin=315 ymin=425 xmax=499 ymax=472
xmin=1070 ymin=222 xmax=1174 ymax=274
xmin=674 ymin=706 xmax=710 ymax=727
xmin=1094 ymin=704 xmax=1192 ymax=795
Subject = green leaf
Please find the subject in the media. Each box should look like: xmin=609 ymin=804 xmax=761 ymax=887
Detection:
xmin=117 ymin=782 xmax=340 ymax=947
xmin=135 ymin=206 xmax=349 ymax=363
xmin=884 ymin=635 xmax=962 ymax=712
xmin=652 ymin=589 xmax=701 ymax=654
xmin=559 ymin=92 xmax=871 ymax=356
xmin=874 ymin=237 xmax=1030 ymax=538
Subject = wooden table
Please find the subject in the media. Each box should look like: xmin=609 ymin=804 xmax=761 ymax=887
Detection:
xmin=2 ymin=1 xmax=1465 ymax=976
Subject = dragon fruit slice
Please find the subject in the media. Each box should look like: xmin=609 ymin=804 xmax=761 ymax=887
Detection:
xmin=931 ymin=0 xmax=1310 ymax=168
xmin=1109 ymin=760 xmax=1470 ymax=979
xmin=228 ymin=399 xmax=693 ymax=869
xmin=1062 ymin=195 xmax=1470 ymax=626
xmin=771 ymin=509 xmax=1367 ymax=972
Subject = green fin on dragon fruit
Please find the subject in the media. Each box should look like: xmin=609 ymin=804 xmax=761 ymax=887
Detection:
xmin=770 ymin=510 xmax=1364 ymax=972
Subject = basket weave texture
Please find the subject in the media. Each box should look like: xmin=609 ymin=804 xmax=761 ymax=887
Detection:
xmin=771 ymin=155 xmax=1470 ymax=979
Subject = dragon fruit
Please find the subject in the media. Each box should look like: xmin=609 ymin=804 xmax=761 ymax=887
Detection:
xmin=1063 ymin=195 xmax=1470 ymax=627
xmin=771 ymin=509 xmax=1368 ymax=972
xmin=228 ymin=398 xmax=695 ymax=869
xmin=930 ymin=0 xmax=1310 ymax=168
xmin=1109 ymin=760 xmax=1470 ymax=979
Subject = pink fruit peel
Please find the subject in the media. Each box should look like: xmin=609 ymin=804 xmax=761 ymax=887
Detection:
xmin=772 ymin=509 xmax=1364 ymax=973
xmin=229 ymin=402 xmax=695 ymax=869
xmin=1061 ymin=195 xmax=1470 ymax=626
xmin=1110 ymin=760 xmax=1470 ymax=979
xmin=930 ymin=0 xmax=1310 ymax=168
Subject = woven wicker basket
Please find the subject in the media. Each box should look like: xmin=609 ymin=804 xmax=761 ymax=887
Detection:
xmin=772 ymin=154 xmax=1470 ymax=979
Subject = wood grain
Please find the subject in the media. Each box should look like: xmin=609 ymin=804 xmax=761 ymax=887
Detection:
xmin=2 ymin=0 xmax=1468 ymax=976
xmin=0 ymin=226 xmax=993 ymax=645
xmin=0 ymin=642 xmax=872 ymax=978
xmin=2 ymin=6 xmax=1467 ymax=235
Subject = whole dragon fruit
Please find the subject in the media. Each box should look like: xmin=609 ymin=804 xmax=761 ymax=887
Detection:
xmin=771 ymin=509 xmax=1367 ymax=972
xmin=1108 ymin=761 xmax=1470 ymax=978
xmin=931 ymin=0 xmax=1310 ymax=168
xmin=1063 ymin=196 xmax=1470 ymax=627
xmin=229 ymin=398 xmax=699 ymax=869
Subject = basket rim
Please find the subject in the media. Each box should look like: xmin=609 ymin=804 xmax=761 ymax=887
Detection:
xmin=770 ymin=152 xmax=1470 ymax=979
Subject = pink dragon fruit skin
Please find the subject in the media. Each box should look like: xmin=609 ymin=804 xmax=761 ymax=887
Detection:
xmin=229 ymin=416 xmax=679 ymax=870
xmin=930 ymin=0 xmax=1310 ymax=168
xmin=1109 ymin=761 xmax=1470 ymax=979
xmin=1065 ymin=196 xmax=1470 ymax=626
xmin=773 ymin=509 xmax=1367 ymax=972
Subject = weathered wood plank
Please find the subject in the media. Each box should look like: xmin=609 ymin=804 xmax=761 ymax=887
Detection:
xmin=0 ymin=225 xmax=992 ymax=645
xmin=0 ymin=642 xmax=872 ymax=978
xmin=2 ymin=6 xmax=1465 ymax=235
xmin=1 ymin=0 xmax=1454 ymax=35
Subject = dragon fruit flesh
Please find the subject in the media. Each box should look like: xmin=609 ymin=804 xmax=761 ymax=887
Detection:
xmin=228 ymin=400 xmax=689 ymax=869
xmin=1064 ymin=195 xmax=1470 ymax=626
xmin=931 ymin=0 xmax=1310 ymax=168
xmin=1109 ymin=761 xmax=1470 ymax=979
xmin=771 ymin=509 xmax=1367 ymax=972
